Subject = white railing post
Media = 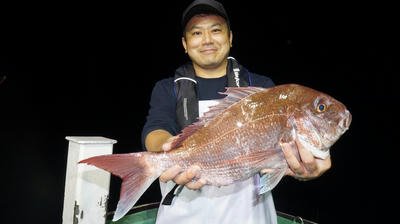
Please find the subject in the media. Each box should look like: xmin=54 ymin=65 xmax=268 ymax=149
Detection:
xmin=62 ymin=136 xmax=117 ymax=224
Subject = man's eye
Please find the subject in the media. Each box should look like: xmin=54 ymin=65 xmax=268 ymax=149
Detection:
xmin=212 ymin=29 xmax=221 ymax=33
xmin=192 ymin=31 xmax=201 ymax=35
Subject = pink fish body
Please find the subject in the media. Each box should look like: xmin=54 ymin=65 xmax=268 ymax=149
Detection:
xmin=80 ymin=84 xmax=351 ymax=221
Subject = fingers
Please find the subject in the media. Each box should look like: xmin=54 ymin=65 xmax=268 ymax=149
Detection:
xmin=260 ymin=169 xmax=273 ymax=175
xmin=295 ymin=140 xmax=318 ymax=174
xmin=175 ymin=165 xmax=206 ymax=190
xmin=160 ymin=136 xmax=206 ymax=190
xmin=159 ymin=165 xmax=182 ymax=182
xmin=315 ymin=155 xmax=331 ymax=176
xmin=162 ymin=136 xmax=179 ymax=152
xmin=284 ymin=168 xmax=296 ymax=177
xmin=161 ymin=141 xmax=173 ymax=151
xmin=281 ymin=139 xmax=331 ymax=180
xmin=281 ymin=142 xmax=305 ymax=176
xmin=173 ymin=165 xmax=200 ymax=185
xmin=159 ymin=165 xmax=206 ymax=190
xmin=185 ymin=178 xmax=207 ymax=190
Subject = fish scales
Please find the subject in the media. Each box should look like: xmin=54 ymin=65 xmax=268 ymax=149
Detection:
xmin=146 ymin=89 xmax=295 ymax=185
xmin=79 ymin=84 xmax=352 ymax=221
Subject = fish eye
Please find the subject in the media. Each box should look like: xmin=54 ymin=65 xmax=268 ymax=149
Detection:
xmin=316 ymin=103 xmax=327 ymax=113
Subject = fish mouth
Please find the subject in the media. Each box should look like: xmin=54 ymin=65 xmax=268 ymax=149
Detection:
xmin=346 ymin=111 xmax=352 ymax=127
xmin=339 ymin=110 xmax=352 ymax=131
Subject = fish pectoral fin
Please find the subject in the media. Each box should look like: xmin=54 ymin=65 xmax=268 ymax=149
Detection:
xmin=258 ymin=164 xmax=288 ymax=194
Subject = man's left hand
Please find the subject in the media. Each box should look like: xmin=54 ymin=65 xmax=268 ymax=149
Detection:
xmin=281 ymin=139 xmax=331 ymax=181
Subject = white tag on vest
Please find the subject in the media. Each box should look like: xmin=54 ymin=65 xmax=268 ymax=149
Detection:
xmin=198 ymin=100 xmax=219 ymax=118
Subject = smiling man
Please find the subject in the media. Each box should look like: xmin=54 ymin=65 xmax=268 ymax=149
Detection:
xmin=141 ymin=0 xmax=331 ymax=223
xmin=182 ymin=14 xmax=232 ymax=77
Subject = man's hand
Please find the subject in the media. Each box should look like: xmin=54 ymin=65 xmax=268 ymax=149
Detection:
xmin=281 ymin=139 xmax=331 ymax=181
xmin=159 ymin=136 xmax=207 ymax=190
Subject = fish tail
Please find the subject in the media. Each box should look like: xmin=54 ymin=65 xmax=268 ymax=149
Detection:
xmin=79 ymin=152 xmax=159 ymax=221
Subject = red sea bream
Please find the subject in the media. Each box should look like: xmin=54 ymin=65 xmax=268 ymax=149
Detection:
xmin=80 ymin=84 xmax=351 ymax=221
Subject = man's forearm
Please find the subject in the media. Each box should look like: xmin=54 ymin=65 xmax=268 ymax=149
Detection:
xmin=145 ymin=129 xmax=173 ymax=152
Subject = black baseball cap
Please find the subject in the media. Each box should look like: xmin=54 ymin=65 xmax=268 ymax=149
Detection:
xmin=181 ymin=0 xmax=230 ymax=35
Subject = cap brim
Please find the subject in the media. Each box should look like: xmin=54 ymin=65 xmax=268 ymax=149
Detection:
xmin=182 ymin=4 xmax=229 ymax=31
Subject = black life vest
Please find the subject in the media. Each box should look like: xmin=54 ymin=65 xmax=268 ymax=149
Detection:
xmin=174 ymin=57 xmax=250 ymax=130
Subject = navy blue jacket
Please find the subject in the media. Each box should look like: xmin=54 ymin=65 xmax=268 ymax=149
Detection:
xmin=141 ymin=73 xmax=275 ymax=149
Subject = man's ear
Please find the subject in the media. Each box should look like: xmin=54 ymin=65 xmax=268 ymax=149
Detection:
xmin=182 ymin=37 xmax=188 ymax=53
xmin=229 ymin=30 xmax=233 ymax=47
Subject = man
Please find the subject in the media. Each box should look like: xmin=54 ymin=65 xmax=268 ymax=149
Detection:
xmin=142 ymin=0 xmax=331 ymax=223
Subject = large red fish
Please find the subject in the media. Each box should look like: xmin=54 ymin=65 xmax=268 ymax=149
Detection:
xmin=80 ymin=84 xmax=351 ymax=221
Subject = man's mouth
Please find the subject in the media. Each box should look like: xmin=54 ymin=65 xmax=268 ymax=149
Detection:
xmin=200 ymin=48 xmax=217 ymax=54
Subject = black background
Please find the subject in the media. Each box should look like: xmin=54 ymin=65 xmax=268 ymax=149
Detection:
xmin=1 ymin=1 xmax=397 ymax=223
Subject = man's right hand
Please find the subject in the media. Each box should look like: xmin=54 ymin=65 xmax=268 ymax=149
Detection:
xmin=159 ymin=136 xmax=207 ymax=190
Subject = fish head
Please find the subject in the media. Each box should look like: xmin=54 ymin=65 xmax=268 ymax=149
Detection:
xmin=292 ymin=86 xmax=352 ymax=159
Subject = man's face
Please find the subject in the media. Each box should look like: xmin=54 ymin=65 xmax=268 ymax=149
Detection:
xmin=182 ymin=14 xmax=232 ymax=70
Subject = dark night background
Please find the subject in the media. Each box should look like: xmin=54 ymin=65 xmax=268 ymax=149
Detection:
xmin=1 ymin=1 xmax=397 ymax=224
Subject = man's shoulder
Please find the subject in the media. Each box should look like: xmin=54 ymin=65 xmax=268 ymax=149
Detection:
xmin=149 ymin=77 xmax=176 ymax=98
xmin=155 ymin=77 xmax=175 ymax=87
xmin=152 ymin=77 xmax=175 ymax=92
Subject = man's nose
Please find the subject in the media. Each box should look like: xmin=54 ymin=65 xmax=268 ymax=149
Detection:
xmin=202 ymin=31 xmax=213 ymax=44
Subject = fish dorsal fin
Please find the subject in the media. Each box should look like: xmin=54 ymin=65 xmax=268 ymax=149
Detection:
xmin=202 ymin=86 xmax=266 ymax=124
xmin=170 ymin=86 xmax=267 ymax=149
